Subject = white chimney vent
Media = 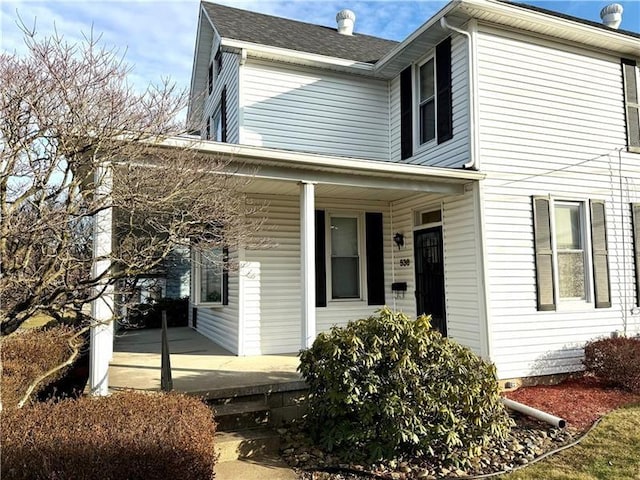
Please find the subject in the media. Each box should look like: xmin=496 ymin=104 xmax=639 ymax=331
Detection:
xmin=600 ymin=3 xmax=623 ymax=29
xmin=336 ymin=9 xmax=356 ymax=35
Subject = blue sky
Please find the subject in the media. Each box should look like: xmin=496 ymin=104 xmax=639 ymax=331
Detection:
xmin=1 ymin=0 xmax=639 ymax=95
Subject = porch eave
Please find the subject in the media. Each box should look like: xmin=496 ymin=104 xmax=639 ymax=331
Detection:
xmin=153 ymin=136 xmax=486 ymax=186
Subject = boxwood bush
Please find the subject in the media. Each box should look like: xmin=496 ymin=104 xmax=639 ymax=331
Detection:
xmin=298 ymin=307 xmax=512 ymax=465
xmin=1 ymin=326 xmax=80 ymax=409
xmin=1 ymin=391 xmax=217 ymax=480
xmin=584 ymin=336 xmax=640 ymax=393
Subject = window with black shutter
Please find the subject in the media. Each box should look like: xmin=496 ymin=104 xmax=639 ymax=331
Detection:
xmin=412 ymin=36 xmax=453 ymax=150
xmin=315 ymin=210 xmax=386 ymax=306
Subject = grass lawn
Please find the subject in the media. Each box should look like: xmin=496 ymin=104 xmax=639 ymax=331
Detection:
xmin=504 ymin=403 xmax=640 ymax=480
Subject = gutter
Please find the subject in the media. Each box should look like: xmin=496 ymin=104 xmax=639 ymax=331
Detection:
xmin=220 ymin=38 xmax=375 ymax=75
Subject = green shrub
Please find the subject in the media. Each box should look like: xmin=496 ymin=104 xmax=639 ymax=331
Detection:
xmin=125 ymin=297 xmax=189 ymax=329
xmin=1 ymin=391 xmax=217 ymax=480
xmin=584 ymin=336 xmax=640 ymax=393
xmin=1 ymin=326 xmax=81 ymax=409
xmin=298 ymin=307 xmax=512 ymax=465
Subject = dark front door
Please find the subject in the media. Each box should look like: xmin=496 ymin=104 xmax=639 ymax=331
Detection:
xmin=414 ymin=227 xmax=446 ymax=335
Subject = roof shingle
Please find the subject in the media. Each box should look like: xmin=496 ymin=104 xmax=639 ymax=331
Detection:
xmin=202 ymin=2 xmax=399 ymax=64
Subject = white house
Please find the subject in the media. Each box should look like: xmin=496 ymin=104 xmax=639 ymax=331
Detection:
xmin=91 ymin=0 xmax=640 ymax=393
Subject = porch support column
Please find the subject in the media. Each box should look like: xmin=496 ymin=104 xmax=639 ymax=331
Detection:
xmin=90 ymin=163 xmax=114 ymax=396
xmin=300 ymin=181 xmax=316 ymax=349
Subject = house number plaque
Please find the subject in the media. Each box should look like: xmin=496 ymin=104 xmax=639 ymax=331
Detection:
xmin=399 ymin=258 xmax=411 ymax=267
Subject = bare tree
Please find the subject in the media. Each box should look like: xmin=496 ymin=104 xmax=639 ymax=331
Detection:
xmin=1 ymin=27 xmax=261 ymax=336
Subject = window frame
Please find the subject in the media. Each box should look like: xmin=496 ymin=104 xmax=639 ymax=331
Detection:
xmin=548 ymin=198 xmax=594 ymax=309
xmin=193 ymin=248 xmax=224 ymax=307
xmin=326 ymin=212 xmax=366 ymax=302
xmin=550 ymin=199 xmax=594 ymax=304
xmin=211 ymin=107 xmax=222 ymax=142
xmin=414 ymin=54 xmax=438 ymax=150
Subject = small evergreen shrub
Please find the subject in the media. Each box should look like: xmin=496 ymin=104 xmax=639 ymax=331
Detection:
xmin=1 ymin=391 xmax=217 ymax=480
xmin=298 ymin=307 xmax=512 ymax=465
xmin=126 ymin=297 xmax=189 ymax=329
xmin=1 ymin=326 xmax=80 ymax=409
xmin=584 ymin=336 xmax=640 ymax=393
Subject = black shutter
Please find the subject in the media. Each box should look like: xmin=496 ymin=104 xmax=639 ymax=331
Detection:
xmin=436 ymin=36 xmax=453 ymax=144
xmin=208 ymin=62 xmax=213 ymax=95
xmin=400 ymin=67 xmax=413 ymax=160
xmin=532 ymin=197 xmax=556 ymax=311
xmin=192 ymin=307 xmax=198 ymax=329
xmin=220 ymin=87 xmax=227 ymax=143
xmin=315 ymin=210 xmax=327 ymax=307
xmin=222 ymin=246 xmax=229 ymax=305
xmin=632 ymin=204 xmax=640 ymax=306
xmin=590 ymin=200 xmax=610 ymax=309
xmin=365 ymin=212 xmax=385 ymax=306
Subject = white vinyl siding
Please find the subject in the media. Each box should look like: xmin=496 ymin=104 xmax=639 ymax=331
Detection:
xmin=390 ymin=34 xmax=470 ymax=167
xmin=240 ymin=195 xmax=392 ymax=354
xmin=241 ymin=60 xmax=389 ymax=160
xmin=476 ymin=25 xmax=640 ymax=379
xmin=390 ymin=191 xmax=484 ymax=355
xmin=203 ymin=45 xmax=240 ymax=143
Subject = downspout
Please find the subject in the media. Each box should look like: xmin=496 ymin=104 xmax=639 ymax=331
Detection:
xmin=440 ymin=17 xmax=479 ymax=171
xmin=441 ymin=17 xmax=492 ymax=361
xmin=502 ymin=397 xmax=567 ymax=429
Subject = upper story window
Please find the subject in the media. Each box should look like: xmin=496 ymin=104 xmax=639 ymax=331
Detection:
xmin=532 ymin=197 xmax=610 ymax=311
xmin=622 ymin=59 xmax=640 ymax=153
xmin=400 ymin=36 xmax=453 ymax=160
xmin=210 ymin=87 xmax=227 ymax=142
xmin=215 ymin=49 xmax=222 ymax=76
xmin=418 ymin=58 xmax=436 ymax=144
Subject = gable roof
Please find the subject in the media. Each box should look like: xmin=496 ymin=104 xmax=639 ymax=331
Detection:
xmin=201 ymin=2 xmax=398 ymax=64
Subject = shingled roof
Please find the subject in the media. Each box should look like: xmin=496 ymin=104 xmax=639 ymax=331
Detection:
xmin=201 ymin=2 xmax=399 ymax=64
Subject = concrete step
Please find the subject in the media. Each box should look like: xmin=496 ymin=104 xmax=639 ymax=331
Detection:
xmin=213 ymin=400 xmax=270 ymax=431
xmin=215 ymin=428 xmax=281 ymax=463
xmin=215 ymin=455 xmax=297 ymax=480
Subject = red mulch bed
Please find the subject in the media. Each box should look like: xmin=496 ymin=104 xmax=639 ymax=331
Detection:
xmin=504 ymin=375 xmax=640 ymax=430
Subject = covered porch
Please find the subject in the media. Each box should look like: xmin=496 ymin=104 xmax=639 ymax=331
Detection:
xmin=109 ymin=326 xmax=303 ymax=397
xmin=91 ymin=139 xmax=486 ymax=394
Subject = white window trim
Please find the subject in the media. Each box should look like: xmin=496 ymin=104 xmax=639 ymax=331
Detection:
xmin=413 ymin=54 xmax=438 ymax=153
xmin=549 ymin=198 xmax=594 ymax=311
xmin=326 ymin=211 xmax=366 ymax=303
xmin=192 ymin=248 xmax=224 ymax=307
xmin=413 ymin=206 xmax=443 ymax=229
xmin=212 ymin=106 xmax=222 ymax=142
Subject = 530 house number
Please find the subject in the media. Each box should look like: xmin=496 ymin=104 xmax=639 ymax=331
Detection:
xmin=399 ymin=258 xmax=411 ymax=267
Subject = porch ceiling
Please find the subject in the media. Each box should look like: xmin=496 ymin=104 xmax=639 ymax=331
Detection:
xmin=240 ymin=177 xmax=441 ymax=201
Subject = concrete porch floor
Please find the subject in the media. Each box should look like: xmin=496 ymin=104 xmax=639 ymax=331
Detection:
xmin=109 ymin=327 xmax=304 ymax=398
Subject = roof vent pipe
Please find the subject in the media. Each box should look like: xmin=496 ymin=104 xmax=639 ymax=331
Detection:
xmin=336 ymin=9 xmax=355 ymax=35
xmin=600 ymin=3 xmax=623 ymax=29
